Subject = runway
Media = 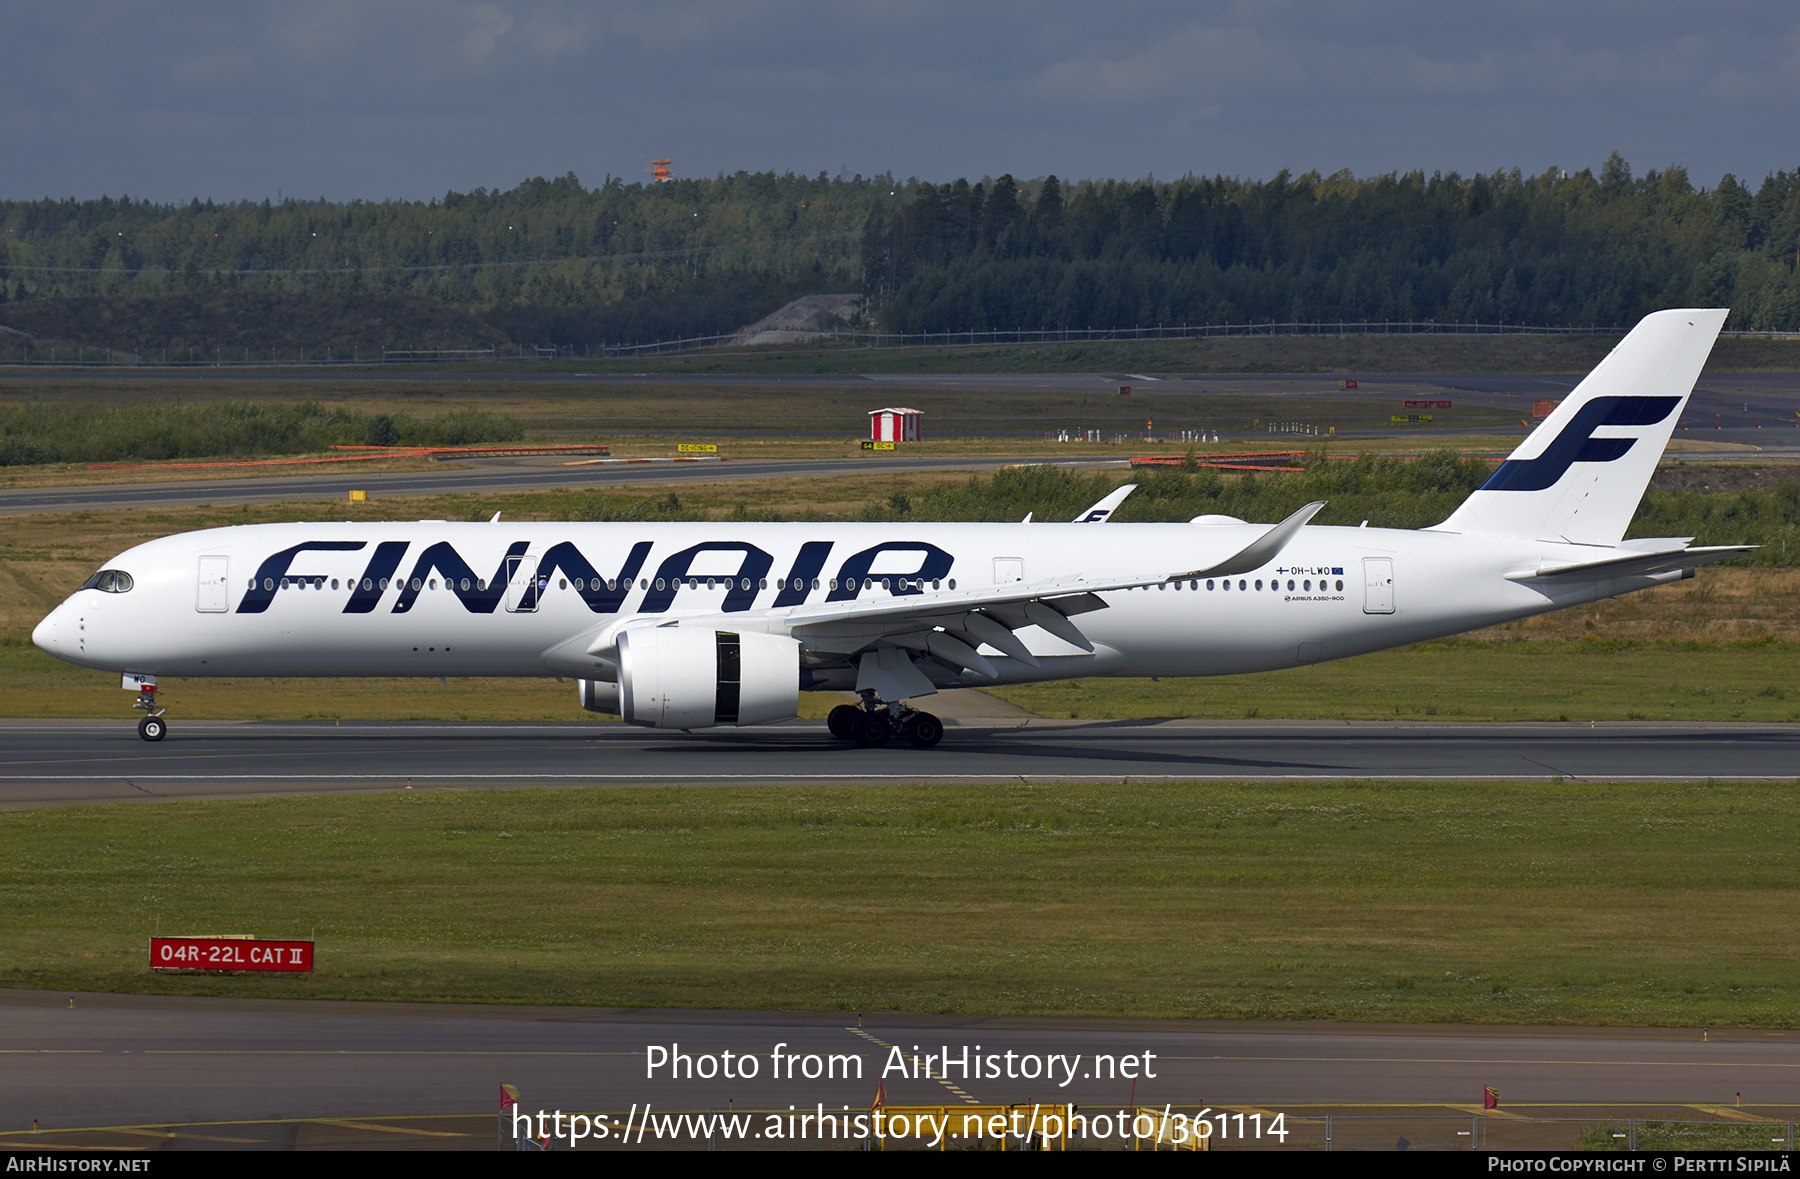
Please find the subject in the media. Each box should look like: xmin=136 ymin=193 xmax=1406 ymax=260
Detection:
xmin=0 ymin=719 xmax=1793 ymax=809
xmin=0 ymin=453 xmax=1097 ymax=516
xmin=3 ymin=989 xmax=1795 ymax=1150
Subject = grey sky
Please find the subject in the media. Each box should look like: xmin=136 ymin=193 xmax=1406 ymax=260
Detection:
xmin=4 ymin=1 xmax=1797 ymax=202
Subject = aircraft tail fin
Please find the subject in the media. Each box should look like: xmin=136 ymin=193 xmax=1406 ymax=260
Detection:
xmin=1431 ymin=308 xmax=1727 ymax=546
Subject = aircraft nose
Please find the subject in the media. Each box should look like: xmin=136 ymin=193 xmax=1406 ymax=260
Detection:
xmin=33 ymin=601 xmax=74 ymax=660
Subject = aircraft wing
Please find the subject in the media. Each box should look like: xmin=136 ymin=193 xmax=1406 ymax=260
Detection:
xmin=767 ymin=571 xmax=1147 ymax=689
xmin=562 ymin=571 xmax=1152 ymax=687
xmin=571 ymin=500 xmax=1328 ymax=691
xmin=774 ymin=499 xmax=1328 ymax=668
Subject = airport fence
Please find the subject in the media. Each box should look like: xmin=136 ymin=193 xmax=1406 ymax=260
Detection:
xmin=6 ymin=320 xmax=1799 ymax=369
xmin=597 ymin=319 xmax=1619 ymax=357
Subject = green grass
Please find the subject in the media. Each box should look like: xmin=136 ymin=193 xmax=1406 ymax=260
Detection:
xmin=0 ymin=642 xmax=842 ymax=721
xmin=1576 ymin=1122 xmax=1795 ymax=1151
xmin=990 ymin=638 xmax=1800 ymax=724
xmin=4 ymin=780 xmax=1797 ymax=1023
xmin=3 ymin=638 xmax=1794 ymax=724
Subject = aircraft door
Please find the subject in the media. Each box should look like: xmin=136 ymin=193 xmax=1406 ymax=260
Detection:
xmin=993 ymin=557 xmax=1024 ymax=584
xmin=1362 ymin=557 xmax=1395 ymax=614
xmin=505 ymin=549 xmax=546 ymax=613
xmin=196 ymin=555 xmax=230 ymax=613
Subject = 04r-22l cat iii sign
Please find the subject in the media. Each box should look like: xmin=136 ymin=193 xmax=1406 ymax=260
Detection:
xmin=35 ymin=310 xmax=1745 ymax=747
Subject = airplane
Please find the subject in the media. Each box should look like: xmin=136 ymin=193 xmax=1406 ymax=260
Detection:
xmin=33 ymin=308 xmax=1747 ymax=746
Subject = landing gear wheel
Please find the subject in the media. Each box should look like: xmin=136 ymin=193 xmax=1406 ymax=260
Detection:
xmin=137 ymin=716 xmax=166 ymax=742
xmin=853 ymin=713 xmax=891 ymax=747
xmin=827 ymin=704 xmax=863 ymax=740
xmin=905 ymin=712 xmax=944 ymax=748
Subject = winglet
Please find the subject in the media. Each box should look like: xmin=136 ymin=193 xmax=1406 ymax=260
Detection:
xmin=1073 ymin=483 xmax=1137 ymax=523
xmin=1179 ymin=501 xmax=1327 ymax=579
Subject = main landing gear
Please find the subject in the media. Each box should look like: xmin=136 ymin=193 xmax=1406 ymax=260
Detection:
xmin=132 ymin=682 xmax=167 ymax=742
xmin=827 ymin=693 xmax=944 ymax=748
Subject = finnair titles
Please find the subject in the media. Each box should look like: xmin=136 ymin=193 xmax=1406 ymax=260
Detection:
xmin=34 ymin=309 xmax=1745 ymax=747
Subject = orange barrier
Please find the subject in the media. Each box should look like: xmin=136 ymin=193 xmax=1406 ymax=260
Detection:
xmin=1130 ymin=450 xmax=1504 ymax=472
xmin=88 ymin=443 xmax=610 ymax=470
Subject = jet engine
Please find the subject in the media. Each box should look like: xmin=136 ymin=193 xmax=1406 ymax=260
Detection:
xmin=577 ymin=678 xmax=619 ymax=714
xmin=617 ymin=627 xmax=800 ymax=729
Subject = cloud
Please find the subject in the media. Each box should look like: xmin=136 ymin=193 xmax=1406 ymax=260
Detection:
xmin=5 ymin=0 xmax=1800 ymax=200
xmin=1036 ymin=24 xmax=1280 ymax=103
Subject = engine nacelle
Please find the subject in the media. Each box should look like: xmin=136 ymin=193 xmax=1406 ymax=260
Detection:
xmin=576 ymin=678 xmax=619 ymax=714
xmin=618 ymin=627 xmax=800 ymax=729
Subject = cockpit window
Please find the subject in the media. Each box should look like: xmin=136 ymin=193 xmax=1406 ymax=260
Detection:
xmin=79 ymin=569 xmax=134 ymax=593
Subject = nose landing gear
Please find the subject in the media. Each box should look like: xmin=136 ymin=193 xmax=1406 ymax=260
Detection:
xmin=827 ymin=692 xmax=943 ymax=748
xmin=131 ymin=681 xmax=167 ymax=741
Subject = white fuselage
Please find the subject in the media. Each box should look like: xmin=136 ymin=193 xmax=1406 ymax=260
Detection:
xmin=32 ymin=519 xmax=1682 ymax=689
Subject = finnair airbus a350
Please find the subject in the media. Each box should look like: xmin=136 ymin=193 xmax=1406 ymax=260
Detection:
xmin=34 ymin=309 xmax=1744 ymax=746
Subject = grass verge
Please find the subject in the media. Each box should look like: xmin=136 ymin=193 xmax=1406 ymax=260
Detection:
xmin=3 ymin=779 xmax=1796 ymax=1024
xmin=0 ymin=638 xmax=1792 ymax=724
xmin=988 ymin=638 xmax=1800 ymax=724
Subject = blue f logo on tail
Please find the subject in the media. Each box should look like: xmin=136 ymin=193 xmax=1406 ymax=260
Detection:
xmin=1480 ymin=396 xmax=1681 ymax=492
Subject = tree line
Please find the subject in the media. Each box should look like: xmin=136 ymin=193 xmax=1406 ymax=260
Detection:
xmin=3 ymin=158 xmax=1800 ymax=348
xmin=863 ymin=158 xmax=1800 ymax=334
xmin=0 ymin=171 xmax=873 ymax=348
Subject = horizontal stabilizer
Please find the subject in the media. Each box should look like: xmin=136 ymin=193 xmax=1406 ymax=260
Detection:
xmin=1505 ymin=545 xmax=1751 ymax=582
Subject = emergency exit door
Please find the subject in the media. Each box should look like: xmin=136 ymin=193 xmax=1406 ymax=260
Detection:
xmin=505 ymin=551 xmax=545 ymax=612
xmin=196 ymin=556 xmax=230 ymax=612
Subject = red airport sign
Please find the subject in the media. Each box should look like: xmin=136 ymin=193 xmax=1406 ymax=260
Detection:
xmin=150 ymin=937 xmax=313 ymax=972
xmin=1404 ymin=400 xmax=1452 ymax=409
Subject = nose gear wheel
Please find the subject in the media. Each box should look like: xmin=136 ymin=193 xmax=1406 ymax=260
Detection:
xmin=131 ymin=684 xmax=167 ymax=742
